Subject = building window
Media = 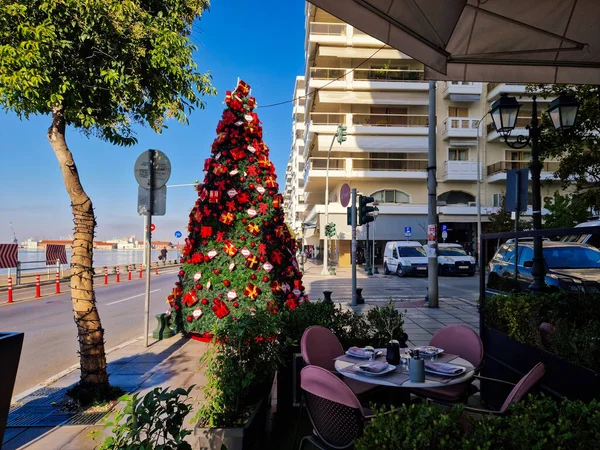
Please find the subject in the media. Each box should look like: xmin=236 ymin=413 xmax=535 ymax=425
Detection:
xmin=448 ymin=106 xmax=469 ymax=117
xmin=438 ymin=191 xmax=475 ymax=205
xmin=372 ymin=189 xmax=410 ymax=204
xmin=448 ymin=148 xmax=468 ymax=161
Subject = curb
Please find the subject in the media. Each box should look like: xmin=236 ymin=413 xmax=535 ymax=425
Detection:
xmin=12 ymin=335 xmax=146 ymax=403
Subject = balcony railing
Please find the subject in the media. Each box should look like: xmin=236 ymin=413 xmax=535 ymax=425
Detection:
xmin=447 ymin=81 xmax=480 ymax=87
xmin=488 ymin=82 xmax=526 ymax=92
xmin=310 ymin=113 xmax=346 ymax=126
xmin=309 ymin=22 xmax=347 ymax=36
xmin=307 ymin=157 xmax=346 ymax=170
xmin=444 ymin=117 xmax=479 ymax=131
xmin=353 ymin=113 xmax=428 ymax=127
xmin=353 ymin=68 xmax=425 ymax=82
xmin=309 ymin=67 xmax=346 ymax=80
xmin=486 ymin=117 xmax=535 ymax=135
xmin=352 ymin=158 xmax=428 ymax=171
xmin=487 ymin=160 xmax=560 ymax=176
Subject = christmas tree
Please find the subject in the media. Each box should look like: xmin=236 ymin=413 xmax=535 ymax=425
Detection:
xmin=169 ymin=80 xmax=307 ymax=336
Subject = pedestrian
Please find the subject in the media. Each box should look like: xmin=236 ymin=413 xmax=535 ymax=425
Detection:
xmin=159 ymin=247 xmax=168 ymax=265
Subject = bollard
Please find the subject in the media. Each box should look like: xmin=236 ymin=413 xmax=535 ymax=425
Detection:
xmin=355 ymin=287 xmax=364 ymax=305
xmin=154 ymin=262 xmax=158 ymax=275
xmin=7 ymin=277 xmax=13 ymax=303
xmin=104 ymin=266 xmax=108 ymax=285
xmin=152 ymin=313 xmax=175 ymax=340
xmin=322 ymin=291 xmax=333 ymax=304
xmin=55 ymin=272 xmax=61 ymax=294
xmin=128 ymin=264 xmax=132 ymax=281
xmin=116 ymin=266 xmax=120 ymax=283
xmin=139 ymin=264 xmax=143 ymax=279
xmin=35 ymin=274 xmax=41 ymax=298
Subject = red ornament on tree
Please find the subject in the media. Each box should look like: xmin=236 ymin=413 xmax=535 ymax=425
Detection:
xmin=213 ymin=268 xmax=220 ymax=275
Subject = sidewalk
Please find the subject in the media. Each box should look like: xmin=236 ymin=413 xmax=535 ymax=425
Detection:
xmin=3 ymin=336 xmax=210 ymax=450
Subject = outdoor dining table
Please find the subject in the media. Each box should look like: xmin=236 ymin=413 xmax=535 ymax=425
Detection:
xmin=334 ymin=349 xmax=475 ymax=388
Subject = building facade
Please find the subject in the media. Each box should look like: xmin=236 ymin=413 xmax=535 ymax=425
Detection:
xmin=285 ymin=4 xmax=562 ymax=267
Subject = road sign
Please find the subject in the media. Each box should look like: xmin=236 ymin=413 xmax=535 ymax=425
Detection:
xmin=404 ymin=226 xmax=412 ymax=237
xmin=427 ymin=224 xmax=437 ymax=242
xmin=442 ymin=231 xmax=448 ymax=240
xmin=150 ymin=224 xmax=156 ymax=232
xmin=138 ymin=186 xmax=166 ymax=216
xmin=134 ymin=150 xmax=171 ymax=190
xmin=441 ymin=224 xmax=448 ymax=232
xmin=340 ymin=183 xmax=351 ymax=207
xmin=506 ymin=169 xmax=529 ymax=212
xmin=174 ymin=231 xmax=182 ymax=239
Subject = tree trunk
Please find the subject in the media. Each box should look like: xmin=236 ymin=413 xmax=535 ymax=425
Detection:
xmin=47 ymin=106 xmax=108 ymax=389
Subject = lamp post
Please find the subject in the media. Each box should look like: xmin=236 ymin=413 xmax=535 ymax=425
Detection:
xmin=489 ymin=93 xmax=579 ymax=292
xmin=372 ymin=206 xmax=379 ymax=274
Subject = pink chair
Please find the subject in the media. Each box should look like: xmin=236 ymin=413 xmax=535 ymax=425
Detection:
xmin=300 ymin=325 xmax=377 ymax=397
xmin=299 ymin=365 xmax=367 ymax=449
xmin=463 ymin=362 xmax=546 ymax=415
xmin=412 ymin=325 xmax=484 ymax=403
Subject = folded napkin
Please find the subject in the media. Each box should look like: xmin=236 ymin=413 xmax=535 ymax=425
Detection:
xmin=415 ymin=346 xmax=440 ymax=356
xmin=358 ymin=361 xmax=389 ymax=373
xmin=347 ymin=346 xmax=368 ymax=357
xmin=424 ymin=362 xmax=464 ymax=375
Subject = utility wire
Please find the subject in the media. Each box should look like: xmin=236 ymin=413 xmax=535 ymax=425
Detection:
xmin=257 ymin=44 xmax=387 ymax=109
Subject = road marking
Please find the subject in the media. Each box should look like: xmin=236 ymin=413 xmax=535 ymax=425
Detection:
xmin=106 ymin=289 xmax=161 ymax=306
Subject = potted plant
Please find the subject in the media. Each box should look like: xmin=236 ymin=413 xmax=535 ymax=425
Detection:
xmin=366 ymin=298 xmax=407 ymax=348
xmin=0 ymin=332 xmax=24 ymax=445
xmin=195 ymin=309 xmax=282 ymax=450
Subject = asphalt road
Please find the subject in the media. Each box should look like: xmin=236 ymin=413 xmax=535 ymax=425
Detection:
xmin=0 ymin=269 xmax=179 ymax=396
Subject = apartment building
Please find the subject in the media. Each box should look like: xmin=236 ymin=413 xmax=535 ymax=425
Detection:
xmin=285 ymin=4 xmax=562 ymax=268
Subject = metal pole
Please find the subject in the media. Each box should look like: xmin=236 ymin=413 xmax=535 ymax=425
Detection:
xmin=144 ymin=150 xmax=155 ymax=347
xmin=351 ymin=188 xmax=357 ymax=306
xmin=476 ymin=110 xmax=492 ymax=269
xmin=321 ymin=133 xmax=337 ymax=276
xmin=300 ymin=224 xmax=305 ymax=273
xmin=365 ymin=222 xmax=371 ymax=275
xmin=528 ymin=97 xmax=547 ymax=292
xmin=372 ymin=219 xmax=377 ymax=274
xmin=514 ymin=173 xmax=520 ymax=283
xmin=427 ymin=80 xmax=439 ymax=308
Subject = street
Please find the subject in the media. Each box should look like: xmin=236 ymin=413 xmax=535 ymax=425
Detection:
xmin=0 ymin=269 xmax=179 ymax=396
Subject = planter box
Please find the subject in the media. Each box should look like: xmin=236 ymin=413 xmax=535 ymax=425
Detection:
xmin=482 ymin=327 xmax=600 ymax=410
xmin=0 ymin=332 xmax=24 ymax=445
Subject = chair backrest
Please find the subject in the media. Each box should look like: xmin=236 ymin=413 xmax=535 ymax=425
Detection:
xmin=500 ymin=362 xmax=545 ymax=414
xmin=301 ymin=365 xmax=364 ymax=448
xmin=300 ymin=325 xmax=344 ymax=372
xmin=430 ymin=325 xmax=484 ymax=368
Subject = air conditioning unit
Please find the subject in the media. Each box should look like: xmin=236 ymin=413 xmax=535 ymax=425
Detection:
xmin=468 ymin=202 xmax=477 ymax=207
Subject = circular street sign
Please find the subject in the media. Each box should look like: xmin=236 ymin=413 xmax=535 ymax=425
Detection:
xmin=442 ymin=231 xmax=448 ymax=239
xmin=174 ymin=231 xmax=182 ymax=239
xmin=340 ymin=183 xmax=351 ymax=208
xmin=150 ymin=224 xmax=156 ymax=232
xmin=134 ymin=150 xmax=171 ymax=189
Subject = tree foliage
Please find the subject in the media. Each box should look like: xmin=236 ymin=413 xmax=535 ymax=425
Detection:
xmin=543 ymin=191 xmax=591 ymax=229
xmin=532 ymin=84 xmax=600 ymax=209
xmin=0 ymin=0 xmax=216 ymax=145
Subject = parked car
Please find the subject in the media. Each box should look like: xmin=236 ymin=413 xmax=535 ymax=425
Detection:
xmin=488 ymin=241 xmax=600 ymax=293
xmin=424 ymin=243 xmax=476 ymax=276
xmin=562 ymin=217 xmax=600 ymax=249
xmin=383 ymin=241 xmax=428 ymax=277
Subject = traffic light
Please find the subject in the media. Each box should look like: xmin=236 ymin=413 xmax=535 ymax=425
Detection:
xmin=325 ymin=222 xmax=336 ymax=237
xmin=359 ymin=195 xmax=376 ymax=226
xmin=347 ymin=206 xmax=356 ymax=226
xmin=336 ymin=125 xmax=347 ymax=145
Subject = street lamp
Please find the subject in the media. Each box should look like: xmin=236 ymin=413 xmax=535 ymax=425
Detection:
xmin=371 ymin=206 xmax=379 ymax=274
xmin=489 ymin=93 xmax=579 ymax=292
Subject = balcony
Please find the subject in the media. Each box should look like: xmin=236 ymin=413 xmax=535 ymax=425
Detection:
xmin=486 ymin=117 xmax=532 ymax=141
xmin=352 ymin=158 xmax=428 ymax=174
xmin=486 ymin=160 xmax=560 ymax=183
xmin=308 ymin=67 xmax=347 ymax=90
xmin=309 ymin=22 xmax=347 ymax=36
xmin=443 ymin=82 xmax=483 ymax=101
xmin=352 ymin=68 xmax=427 ymax=91
xmin=442 ymin=117 xmax=479 ymax=140
xmin=442 ymin=161 xmax=482 ymax=181
xmin=352 ymin=113 xmax=428 ymax=135
xmin=486 ymin=83 xmax=546 ymax=101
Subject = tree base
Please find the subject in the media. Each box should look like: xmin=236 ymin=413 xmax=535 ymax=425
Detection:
xmin=66 ymin=382 xmax=123 ymax=406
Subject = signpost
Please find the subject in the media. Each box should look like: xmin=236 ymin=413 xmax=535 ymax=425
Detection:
xmin=441 ymin=224 xmax=448 ymax=242
xmin=340 ymin=183 xmax=351 ymax=208
xmin=404 ymin=226 xmax=412 ymax=239
xmin=174 ymin=231 xmax=182 ymax=239
xmin=506 ymin=169 xmax=528 ymax=282
xmin=135 ymin=149 xmax=171 ymax=347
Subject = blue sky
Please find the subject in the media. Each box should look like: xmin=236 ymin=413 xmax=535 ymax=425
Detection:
xmin=0 ymin=1 xmax=306 ymax=244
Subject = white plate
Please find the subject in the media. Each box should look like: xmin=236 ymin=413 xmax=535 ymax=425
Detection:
xmin=345 ymin=350 xmax=370 ymax=359
xmin=411 ymin=346 xmax=444 ymax=356
xmin=356 ymin=364 xmax=396 ymax=376
xmin=424 ymin=363 xmax=466 ymax=377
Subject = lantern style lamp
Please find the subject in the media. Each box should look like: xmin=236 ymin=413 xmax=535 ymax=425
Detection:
xmin=490 ymin=93 xmax=522 ymax=138
xmin=547 ymin=93 xmax=579 ymax=130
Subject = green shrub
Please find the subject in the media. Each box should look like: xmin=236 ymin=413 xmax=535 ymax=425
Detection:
xmin=355 ymin=396 xmax=600 ymax=450
xmin=483 ymin=292 xmax=600 ymax=371
xmin=355 ymin=403 xmax=466 ymax=450
xmin=366 ymin=298 xmax=405 ymax=347
xmin=94 ymin=386 xmax=194 ymax=450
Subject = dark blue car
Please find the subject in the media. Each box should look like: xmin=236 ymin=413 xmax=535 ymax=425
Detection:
xmin=488 ymin=241 xmax=600 ymax=293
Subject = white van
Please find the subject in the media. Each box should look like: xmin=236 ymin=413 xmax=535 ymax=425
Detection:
xmin=562 ymin=217 xmax=600 ymax=249
xmin=423 ymin=243 xmax=476 ymax=276
xmin=383 ymin=241 xmax=428 ymax=277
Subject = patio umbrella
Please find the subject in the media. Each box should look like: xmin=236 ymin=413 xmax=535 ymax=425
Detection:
xmin=308 ymin=0 xmax=600 ymax=84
